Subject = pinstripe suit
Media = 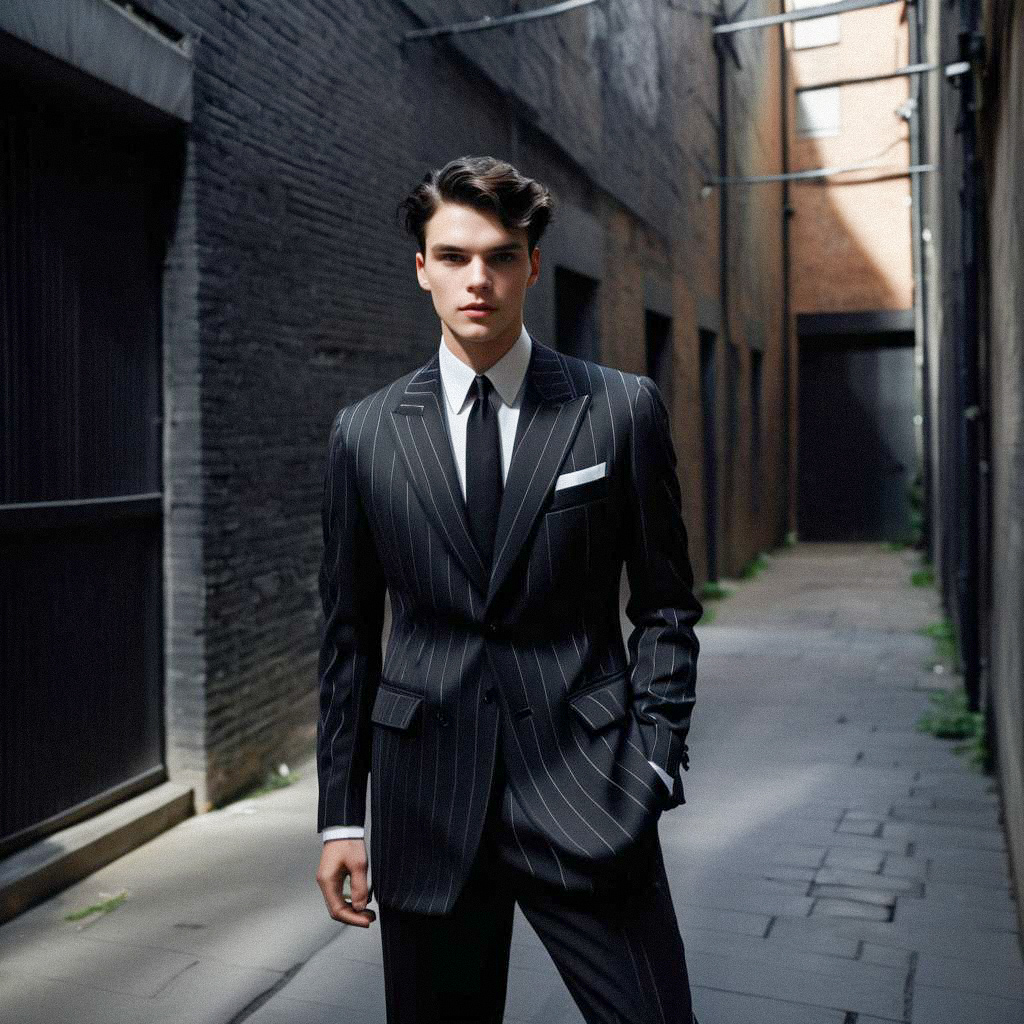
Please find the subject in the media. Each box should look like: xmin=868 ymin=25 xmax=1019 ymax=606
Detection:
xmin=316 ymin=333 xmax=702 ymax=920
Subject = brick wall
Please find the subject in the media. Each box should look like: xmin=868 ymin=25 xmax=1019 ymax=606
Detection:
xmin=786 ymin=4 xmax=914 ymax=315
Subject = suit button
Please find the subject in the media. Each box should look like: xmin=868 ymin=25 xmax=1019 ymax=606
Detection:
xmin=483 ymin=687 xmax=495 ymax=704
xmin=436 ymin=710 xmax=449 ymax=726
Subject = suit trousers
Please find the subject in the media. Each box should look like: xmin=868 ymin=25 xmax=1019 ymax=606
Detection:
xmin=377 ymin=733 xmax=697 ymax=1024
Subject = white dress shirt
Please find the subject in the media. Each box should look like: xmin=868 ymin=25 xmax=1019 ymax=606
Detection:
xmin=322 ymin=325 xmax=671 ymax=843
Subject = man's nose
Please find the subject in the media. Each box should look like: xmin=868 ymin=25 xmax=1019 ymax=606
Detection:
xmin=467 ymin=257 xmax=490 ymax=288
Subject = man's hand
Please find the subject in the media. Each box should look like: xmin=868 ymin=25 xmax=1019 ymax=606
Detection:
xmin=316 ymin=839 xmax=376 ymax=927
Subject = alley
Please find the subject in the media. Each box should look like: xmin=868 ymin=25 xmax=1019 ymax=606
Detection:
xmin=0 ymin=543 xmax=1020 ymax=1023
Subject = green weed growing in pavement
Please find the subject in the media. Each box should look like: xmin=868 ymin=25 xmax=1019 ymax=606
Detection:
xmin=918 ymin=617 xmax=960 ymax=669
xmin=699 ymin=580 xmax=732 ymax=601
xmin=739 ymin=552 xmax=770 ymax=580
xmin=911 ymin=563 xmax=935 ymax=588
xmin=696 ymin=580 xmax=728 ymax=627
xmin=219 ymin=763 xmax=301 ymax=807
xmin=916 ymin=687 xmax=988 ymax=771
xmin=913 ymin=616 xmax=989 ymax=771
xmin=916 ymin=688 xmax=978 ymax=739
xmin=953 ymin=726 xmax=990 ymax=772
xmin=244 ymin=765 xmax=301 ymax=799
xmin=65 ymin=890 xmax=128 ymax=922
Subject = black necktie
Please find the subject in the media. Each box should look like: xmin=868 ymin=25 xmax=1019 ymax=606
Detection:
xmin=466 ymin=374 xmax=503 ymax=568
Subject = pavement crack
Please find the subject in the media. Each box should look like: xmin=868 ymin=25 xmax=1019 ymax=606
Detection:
xmin=150 ymin=958 xmax=201 ymax=997
xmin=902 ymin=949 xmax=918 ymax=1023
xmin=225 ymin=960 xmax=306 ymax=1023
xmin=226 ymin=925 xmax=346 ymax=1023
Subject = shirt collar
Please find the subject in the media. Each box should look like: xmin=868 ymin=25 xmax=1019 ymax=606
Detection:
xmin=438 ymin=325 xmax=532 ymax=414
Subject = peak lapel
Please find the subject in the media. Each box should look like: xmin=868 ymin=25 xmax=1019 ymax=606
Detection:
xmin=387 ymin=356 xmax=490 ymax=597
xmin=486 ymin=343 xmax=590 ymax=610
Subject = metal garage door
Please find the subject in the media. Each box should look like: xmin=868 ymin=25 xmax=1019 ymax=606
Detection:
xmin=0 ymin=71 xmax=170 ymax=856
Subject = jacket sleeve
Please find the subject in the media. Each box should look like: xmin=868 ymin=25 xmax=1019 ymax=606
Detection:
xmin=316 ymin=405 xmax=387 ymax=833
xmin=623 ymin=375 xmax=703 ymax=788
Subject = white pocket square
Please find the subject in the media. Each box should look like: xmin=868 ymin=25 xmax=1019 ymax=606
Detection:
xmin=554 ymin=461 xmax=607 ymax=491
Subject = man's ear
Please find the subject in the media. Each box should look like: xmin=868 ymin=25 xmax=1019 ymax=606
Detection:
xmin=415 ymin=250 xmax=431 ymax=291
xmin=527 ymin=245 xmax=540 ymax=287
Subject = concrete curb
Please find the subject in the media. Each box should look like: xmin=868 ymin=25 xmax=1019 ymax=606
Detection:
xmin=0 ymin=781 xmax=194 ymax=925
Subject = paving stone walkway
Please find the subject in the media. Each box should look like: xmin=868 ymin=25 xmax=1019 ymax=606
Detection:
xmin=0 ymin=542 xmax=1020 ymax=1023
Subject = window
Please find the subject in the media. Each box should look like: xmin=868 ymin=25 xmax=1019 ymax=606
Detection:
xmin=555 ymin=267 xmax=600 ymax=360
xmin=796 ymin=86 xmax=841 ymax=137
xmin=792 ymin=0 xmax=840 ymax=48
xmin=645 ymin=310 xmax=673 ymax=410
xmin=750 ymin=349 xmax=763 ymax=513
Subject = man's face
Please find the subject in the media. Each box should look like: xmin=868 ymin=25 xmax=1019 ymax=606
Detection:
xmin=415 ymin=200 xmax=540 ymax=352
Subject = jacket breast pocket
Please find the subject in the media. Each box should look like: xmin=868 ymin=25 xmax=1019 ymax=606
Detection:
xmin=370 ymin=681 xmax=424 ymax=732
xmin=546 ymin=473 xmax=611 ymax=514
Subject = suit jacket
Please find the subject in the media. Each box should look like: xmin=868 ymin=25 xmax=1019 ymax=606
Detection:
xmin=316 ymin=338 xmax=703 ymax=915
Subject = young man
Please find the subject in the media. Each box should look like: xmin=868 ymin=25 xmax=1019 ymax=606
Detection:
xmin=315 ymin=155 xmax=703 ymax=1023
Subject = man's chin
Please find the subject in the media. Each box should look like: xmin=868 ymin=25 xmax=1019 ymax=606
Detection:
xmin=451 ymin=324 xmax=504 ymax=345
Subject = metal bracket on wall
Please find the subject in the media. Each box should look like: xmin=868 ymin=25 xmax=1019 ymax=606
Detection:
xmin=714 ymin=0 xmax=903 ymax=35
xmin=705 ymin=162 xmax=937 ymax=187
xmin=403 ymin=0 xmax=601 ymax=42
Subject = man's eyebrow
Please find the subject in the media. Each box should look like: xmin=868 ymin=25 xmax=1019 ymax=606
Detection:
xmin=429 ymin=242 xmax=525 ymax=254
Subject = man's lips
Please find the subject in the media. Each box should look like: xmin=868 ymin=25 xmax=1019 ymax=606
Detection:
xmin=461 ymin=304 xmax=495 ymax=311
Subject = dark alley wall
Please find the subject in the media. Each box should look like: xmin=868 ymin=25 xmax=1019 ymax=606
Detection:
xmin=921 ymin=0 xmax=1024 ymax=932
xmin=980 ymin=0 xmax=1024 ymax=932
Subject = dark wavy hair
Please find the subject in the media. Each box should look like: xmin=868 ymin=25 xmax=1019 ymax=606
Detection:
xmin=398 ymin=156 xmax=554 ymax=254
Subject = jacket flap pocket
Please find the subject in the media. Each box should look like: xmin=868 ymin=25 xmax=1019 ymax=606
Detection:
xmin=371 ymin=683 xmax=423 ymax=731
xmin=568 ymin=670 xmax=630 ymax=731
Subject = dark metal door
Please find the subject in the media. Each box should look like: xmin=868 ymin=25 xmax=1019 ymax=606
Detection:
xmin=0 ymin=75 xmax=169 ymax=855
xmin=798 ymin=336 xmax=917 ymax=542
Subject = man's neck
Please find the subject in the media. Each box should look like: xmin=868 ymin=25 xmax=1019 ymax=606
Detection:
xmin=441 ymin=320 xmax=522 ymax=375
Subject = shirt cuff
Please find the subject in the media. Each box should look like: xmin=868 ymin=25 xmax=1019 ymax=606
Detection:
xmin=647 ymin=760 xmax=674 ymax=791
xmin=321 ymin=825 xmax=365 ymax=842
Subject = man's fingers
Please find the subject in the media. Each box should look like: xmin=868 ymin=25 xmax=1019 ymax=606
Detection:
xmin=350 ymin=862 xmax=370 ymax=912
xmin=334 ymin=903 xmax=377 ymax=927
xmin=318 ymin=870 xmax=376 ymax=927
